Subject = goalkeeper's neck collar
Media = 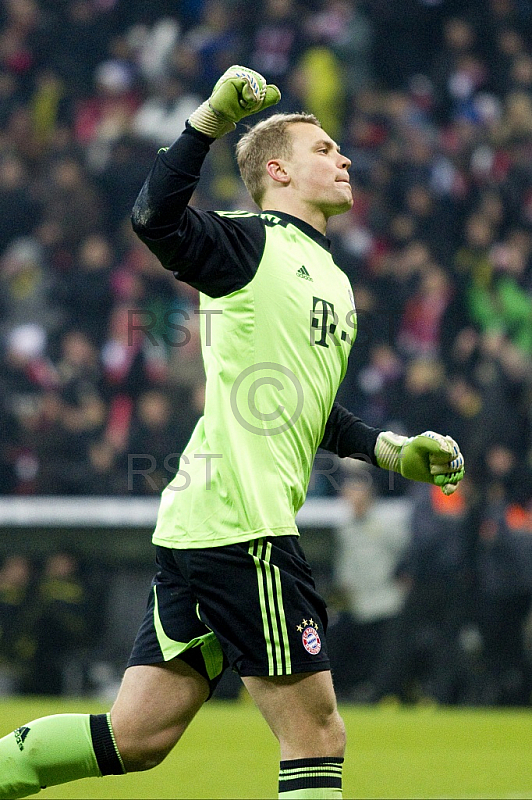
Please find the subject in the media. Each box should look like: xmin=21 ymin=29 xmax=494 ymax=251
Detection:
xmin=261 ymin=209 xmax=331 ymax=252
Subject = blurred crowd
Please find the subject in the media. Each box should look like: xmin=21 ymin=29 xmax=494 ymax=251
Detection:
xmin=328 ymin=467 xmax=532 ymax=707
xmin=1 ymin=0 xmax=532 ymax=499
xmin=1 ymin=0 xmax=532 ymax=701
xmin=0 ymin=549 xmax=105 ymax=695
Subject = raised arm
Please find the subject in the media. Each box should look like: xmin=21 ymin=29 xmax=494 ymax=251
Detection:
xmin=131 ymin=66 xmax=281 ymax=297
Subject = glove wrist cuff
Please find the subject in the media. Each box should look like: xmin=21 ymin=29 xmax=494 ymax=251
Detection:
xmin=189 ymin=101 xmax=236 ymax=138
xmin=375 ymin=431 xmax=408 ymax=472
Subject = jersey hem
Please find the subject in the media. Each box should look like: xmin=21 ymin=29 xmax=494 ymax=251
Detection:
xmin=152 ymin=525 xmax=299 ymax=549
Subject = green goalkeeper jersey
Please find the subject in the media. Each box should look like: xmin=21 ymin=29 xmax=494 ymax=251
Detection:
xmin=132 ymin=125 xmax=381 ymax=548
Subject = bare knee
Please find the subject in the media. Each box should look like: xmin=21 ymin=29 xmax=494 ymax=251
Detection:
xmin=243 ymin=671 xmax=346 ymax=760
xmin=111 ymin=707 xmax=195 ymax=772
xmin=323 ymin=708 xmax=346 ymax=756
xmin=117 ymin=727 xmax=183 ymax=772
xmin=300 ymin=703 xmax=346 ymax=757
xmin=276 ymin=691 xmax=346 ymax=758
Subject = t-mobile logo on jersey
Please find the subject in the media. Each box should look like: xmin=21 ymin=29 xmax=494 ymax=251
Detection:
xmin=310 ymin=296 xmax=355 ymax=348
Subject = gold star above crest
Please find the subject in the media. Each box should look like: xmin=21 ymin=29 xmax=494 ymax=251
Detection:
xmin=309 ymin=618 xmax=315 ymax=627
xmin=296 ymin=624 xmax=303 ymax=632
xmin=302 ymin=619 xmax=308 ymax=626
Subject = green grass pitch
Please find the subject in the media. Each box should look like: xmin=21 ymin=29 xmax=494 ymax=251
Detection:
xmin=1 ymin=697 xmax=532 ymax=798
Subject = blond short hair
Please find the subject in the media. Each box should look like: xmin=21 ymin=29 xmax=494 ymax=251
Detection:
xmin=236 ymin=112 xmax=321 ymax=206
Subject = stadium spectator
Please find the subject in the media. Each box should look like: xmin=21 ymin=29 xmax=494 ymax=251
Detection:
xmin=0 ymin=554 xmax=35 ymax=694
xmin=125 ymin=389 xmax=180 ymax=494
xmin=352 ymin=343 xmax=404 ymax=429
xmin=0 ymin=238 xmax=58 ymax=337
xmin=0 ymin=154 xmax=38 ymax=255
xmin=392 ymin=357 xmax=450 ymax=436
xmin=132 ymin=76 xmax=201 ymax=147
xmin=96 ymin=135 xmax=156 ymax=234
xmin=246 ymin=0 xmax=302 ymax=83
xmin=367 ymin=482 xmax=473 ymax=704
xmin=31 ymin=389 xmax=100 ymax=494
xmin=327 ymin=465 xmax=410 ymax=701
xmin=22 ymin=549 xmax=100 ymax=695
xmin=34 ymin=156 xmax=102 ymax=251
xmin=304 ymin=0 xmax=374 ymax=95
xmin=473 ymin=469 xmax=532 ymax=704
xmin=183 ymin=0 xmax=244 ymax=94
xmin=53 ymin=232 xmax=115 ymax=347
xmin=397 ymin=265 xmax=453 ymax=358
xmin=0 ymin=324 xmax=56 ymax=411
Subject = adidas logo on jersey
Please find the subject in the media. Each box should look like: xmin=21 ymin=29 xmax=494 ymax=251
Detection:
xmin=296 ymin=265 xmax=313 ymax=281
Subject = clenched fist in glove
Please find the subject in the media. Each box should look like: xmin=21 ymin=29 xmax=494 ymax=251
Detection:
xmin=375 ymin=430 xmax=465 ymax=495
xmin=189 ymin=65 xmax=281 ymax=138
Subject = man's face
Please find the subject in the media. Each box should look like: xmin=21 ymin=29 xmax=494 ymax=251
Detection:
xmin=283 ymin=123 xmax=353 ymax=217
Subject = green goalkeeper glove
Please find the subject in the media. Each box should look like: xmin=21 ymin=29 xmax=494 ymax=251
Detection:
xmin=188 ymin=65 xmax=281 ymax=138
xmin=375 ymin=430 xmax=465 ymax=496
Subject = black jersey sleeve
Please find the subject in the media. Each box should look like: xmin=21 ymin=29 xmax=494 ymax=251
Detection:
xmin=320 ymin=402 xmax=382 ymax=466
xmin=131 ymin=124 xmax=266 ymax=298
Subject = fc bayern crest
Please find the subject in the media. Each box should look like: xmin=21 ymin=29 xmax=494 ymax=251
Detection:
xmin=302 ymin=626 xmax=321 ymax=655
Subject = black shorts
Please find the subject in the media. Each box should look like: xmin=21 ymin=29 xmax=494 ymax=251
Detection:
xmin=128 ymin=536 xmax=330 ymax=695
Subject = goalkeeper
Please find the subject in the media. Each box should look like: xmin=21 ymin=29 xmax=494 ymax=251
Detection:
xmin=0 ymin=66 xmax=464 ymax=799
